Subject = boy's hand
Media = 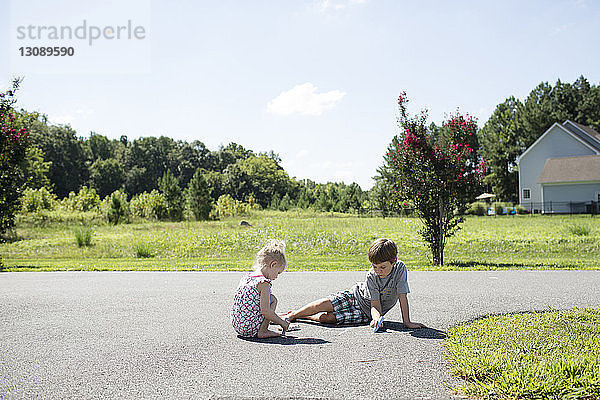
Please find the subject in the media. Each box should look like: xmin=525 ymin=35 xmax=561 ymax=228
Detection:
xmin=404 ymin=322 xmax=425 ymax=329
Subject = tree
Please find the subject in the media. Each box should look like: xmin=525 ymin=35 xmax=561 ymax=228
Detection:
xmin=158 ymin=170 xmax=184 ymax=221
xmin=186 ymin=169 xmax=212 ymax=220
xmin=479 ymin=97 xmax=523 ymax=202
xmin=89 ymin=158 xmax=124 ymax=198
xmin=23 ymin=145 xmax=52 ymax=190
xmin=0 ymin=79 xmax=34 ymax=237
xmin=379 ymin=92 xmax=483 ymax=266
xmin=87 ymin=132 xmax=112 ymax=161
xmin=28 ymin=121 xmax=88 ymax=198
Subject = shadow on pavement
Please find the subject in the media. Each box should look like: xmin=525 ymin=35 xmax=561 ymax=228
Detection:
xmin=292 ymin=320 xmax=446 ymax=339
xmin=383 ymin=321 xmax=446 ymax=339
xmin=296 ymin=320 xmax=368 ymax=329
xmin=238 ymin=335 xmax=330 ymax=345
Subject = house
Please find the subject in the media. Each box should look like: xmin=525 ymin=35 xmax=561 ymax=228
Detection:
xmin=517 ymin=120 xmax=600 ymax=213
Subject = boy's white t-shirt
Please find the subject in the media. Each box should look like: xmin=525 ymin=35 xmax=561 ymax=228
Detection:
xmin=352 ymin=260 xmax=410 ymax=318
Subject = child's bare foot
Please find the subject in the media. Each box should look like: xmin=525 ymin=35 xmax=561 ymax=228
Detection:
xmin=257 ymin=329 xmax=281 ymax=339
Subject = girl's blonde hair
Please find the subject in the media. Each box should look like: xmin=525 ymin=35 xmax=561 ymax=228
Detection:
xmin=254 ymin=239 xmax=286 ymax=270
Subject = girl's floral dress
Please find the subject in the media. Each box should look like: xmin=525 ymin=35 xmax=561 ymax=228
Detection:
xmin=231 ymin=273 xmax=271 ymax=337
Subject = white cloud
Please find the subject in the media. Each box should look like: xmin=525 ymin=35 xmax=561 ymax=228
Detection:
xmin=48 ymin=108 xmax=93 ymax=126
xmin=296 ymin=149 xmax=309 ymax=158
xmin=49 ymin=114 xmax=76 ymax=125
xmin=318 ymin=0 xmax=366 ymax=12
xmin=267 ymin=82 xmax=346 ymax=116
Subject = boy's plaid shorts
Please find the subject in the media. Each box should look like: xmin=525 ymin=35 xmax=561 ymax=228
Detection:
xmin=327 ymin=290 xmax=370 ymax=325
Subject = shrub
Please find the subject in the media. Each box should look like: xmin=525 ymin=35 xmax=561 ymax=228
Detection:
xmin=20 ymin=187 xmax=57 ymax=213
xmin=467 ymin=202 xmax=487 ymax=216
xmin=215 ymin=194 xmax=250 ymax=218
xmin=105 ymin=190 xmax=130 ymax=225
xmin=74 ymin=225 xmax=93 ymax=247
xmin=1 ymin=79 xmax=35 ymax=238
xmin=186 ymin=169 xmax=212 ymax=221
xmin=158 ymin=170 xmax=184 ymax=221
xmin=17 ymin=210 xmax=103 ymax=227
xmin=130 ymin=190 xmax=167 ymax=220
xmin=62 ymin=186 xmax=101 ymax=212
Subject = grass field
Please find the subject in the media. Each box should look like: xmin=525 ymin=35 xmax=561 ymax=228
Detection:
xmin=1 ymin=211 xmax=599 ymax=271
xmin=445 ymin=309 xmax=600 ymax=399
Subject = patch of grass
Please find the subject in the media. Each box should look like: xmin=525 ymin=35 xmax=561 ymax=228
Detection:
xmin=445 ymin=309 xmax=600 ymax=399
xmin=133 ymin=242 xmax=155 ymax=258
xmin=566 ymin=223 xmax=592 ymax=237
xmin=73 ymin=225 xmax=93 ymax=247
xmin=1 ymin=211 xmax=599 ymax=271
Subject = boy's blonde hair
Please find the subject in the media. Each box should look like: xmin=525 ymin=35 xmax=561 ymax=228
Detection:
xmin=368 ymin=238 xmax=397 ymax=265
xmin=255 ymin=239 xmax=287 ymax=269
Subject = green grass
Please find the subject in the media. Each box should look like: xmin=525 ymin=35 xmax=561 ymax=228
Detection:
xmin=445 ymin=309 xmax=600 ymax=399
xmin=73 ymin=225 xmax=94 ymax=247
xmin=1 ymin=210 xmax=599 ymax=271
xmin=565 ymin=223 xmax=592 ymax=237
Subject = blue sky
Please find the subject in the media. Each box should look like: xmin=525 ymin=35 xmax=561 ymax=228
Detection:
xmin=2 ymin=0 xmax=599 ymax=189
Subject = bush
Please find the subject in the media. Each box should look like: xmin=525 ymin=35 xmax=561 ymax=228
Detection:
xmin=20 ymin=187 xmax=57 ymax=213
xmin=74 ymin=225 xmax=93 ymax=247
xmin=105 ymin=190 xmax=130 ymax=225
xmin=62 ymin=186 xmax=101 ymax=212
xmin=130 ymin=190 xmax=167 ymax=220
xmin=16 ymin=210 xmax=103 ymax=227
xmin=215 ymin=194 xmax=250 ymax=218
xmin=1 ymin=80 xmax=35 ymax=238
xmin=467 ymin=202 xmax=487 ymax=216
xmin=186 ymin=169 xmax=212 ymax=221
xmin=158 ymin=170 xmax=184 ymax=221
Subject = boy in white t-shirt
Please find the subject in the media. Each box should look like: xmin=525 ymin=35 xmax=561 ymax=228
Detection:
xmin=284 ymin=238 xmax=424 ymax=330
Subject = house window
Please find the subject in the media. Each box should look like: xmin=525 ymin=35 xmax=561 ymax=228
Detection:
xmin=523 ymin=188 xmax=531 ymax=200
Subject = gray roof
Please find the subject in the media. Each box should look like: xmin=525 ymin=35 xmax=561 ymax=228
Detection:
xmin=562 ymin=120 xmax=600 ymax=152
xmin=538 ymin=155 xmax=600 ymax=184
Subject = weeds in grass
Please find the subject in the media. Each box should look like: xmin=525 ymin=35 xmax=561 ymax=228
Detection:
xmin=565 ymin=223 xmax=592 ymax=236
xmin=134 ymin=242 xmax=155 ymax=258
xmin=2 ymin=213 xmax=599 ymax=270
xmin=74 ymin=225 xmax=93 ymax=247
xmin=445 ymin=309 xmax=600 ymax=399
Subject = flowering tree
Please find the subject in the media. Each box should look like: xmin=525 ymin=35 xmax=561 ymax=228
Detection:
xmin=0 ymin=79 xmax=35 ymax=238
xmin=378 ymin=92 xmax=484 ymax=266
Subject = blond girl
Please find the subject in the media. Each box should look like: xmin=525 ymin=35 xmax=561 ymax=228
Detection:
xmin=231 ymin=240 xmax=292 ymax=338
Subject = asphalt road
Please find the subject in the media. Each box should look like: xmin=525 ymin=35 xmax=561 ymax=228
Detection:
xmin=1 ymin=271 xmax=600 ymax=399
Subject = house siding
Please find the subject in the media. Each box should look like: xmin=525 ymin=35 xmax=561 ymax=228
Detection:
xmin=518 ymin=125 xmax=596 ymax=207
xmin=542 ymin=183 xmax=600 ymax=213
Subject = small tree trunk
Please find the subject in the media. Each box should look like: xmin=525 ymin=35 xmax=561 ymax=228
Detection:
xmin=438 ymin=196 xmax=444 ymax=266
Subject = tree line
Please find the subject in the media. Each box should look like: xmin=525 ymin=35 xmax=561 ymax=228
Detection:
xmin=15 ymin=109 xmax=368 ymax=220
xmin=4 ymin=75 xmax=600 ymax=237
